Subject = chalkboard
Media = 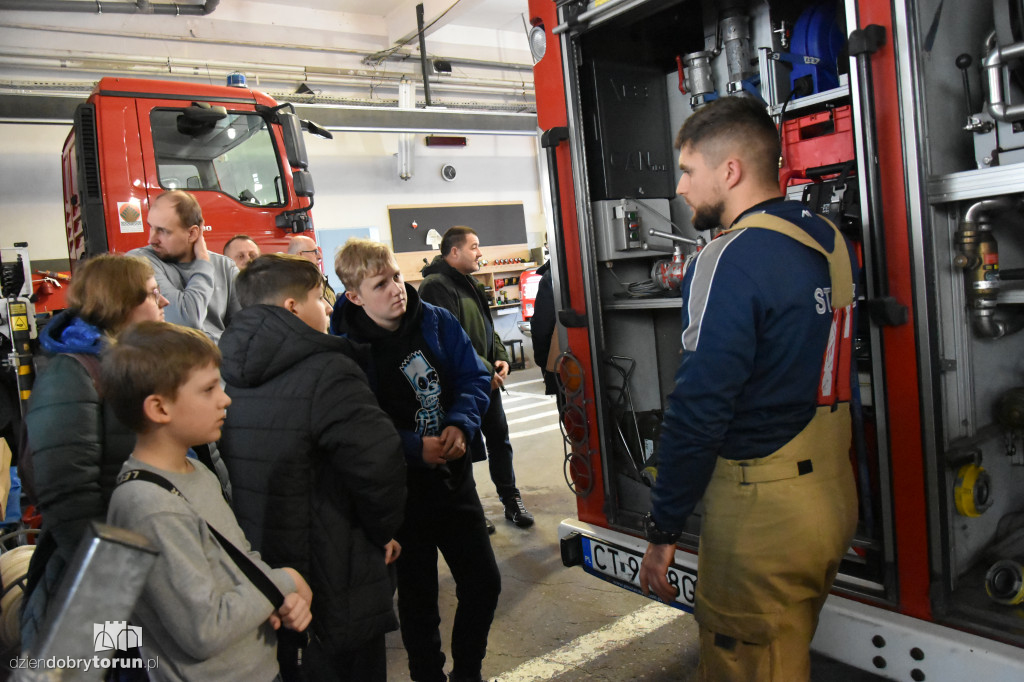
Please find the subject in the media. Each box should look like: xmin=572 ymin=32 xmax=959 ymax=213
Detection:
xmin=388 ymin=202 xmax=528 ymax=253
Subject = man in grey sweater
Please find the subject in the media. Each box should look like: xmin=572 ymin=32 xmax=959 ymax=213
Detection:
xmin=129 ymin=190 xmax=240 ymax=342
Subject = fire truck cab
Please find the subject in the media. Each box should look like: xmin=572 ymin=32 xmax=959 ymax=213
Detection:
xmin=62 ymin=76 xmax=324 ymax=275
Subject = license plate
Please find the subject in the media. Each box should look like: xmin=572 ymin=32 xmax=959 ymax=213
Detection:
xmin=581 ymin=537 xmax=696 ymax=611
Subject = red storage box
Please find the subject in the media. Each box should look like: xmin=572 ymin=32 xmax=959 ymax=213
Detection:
xmin=779 ymin=105 xmax=854 ymax=190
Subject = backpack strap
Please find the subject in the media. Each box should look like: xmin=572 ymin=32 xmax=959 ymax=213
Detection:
xmin=116 ymin=469 xmax=285 ymax=610
xmin=67 ymin=352 xmax=103 ymax=396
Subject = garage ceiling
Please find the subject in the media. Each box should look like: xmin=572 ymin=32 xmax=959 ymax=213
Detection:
xmin=0 ymin=0 xmax=539 ymax=128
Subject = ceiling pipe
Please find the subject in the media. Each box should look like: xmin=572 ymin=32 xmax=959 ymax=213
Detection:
xmin=0 ymin=0 xmax=220 ymax=14
xmin=0 ymin=50 xmax=534 ymax=97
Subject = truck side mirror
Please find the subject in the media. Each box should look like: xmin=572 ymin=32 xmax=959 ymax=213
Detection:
xmin=279 ymin=112 xmax=309 ymax=170
xmin=293 ymin=169 xmax=314 ymax=198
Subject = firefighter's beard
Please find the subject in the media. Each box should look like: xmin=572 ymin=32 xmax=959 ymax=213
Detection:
xmin=692 ymin=200 xmax=725 ymax=232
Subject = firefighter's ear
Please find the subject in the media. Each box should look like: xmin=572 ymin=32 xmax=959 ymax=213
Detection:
xmin=722 ymin=156 xmax=743 ymax=190
xmin=187 ymin=224 xmax=202 ymax=244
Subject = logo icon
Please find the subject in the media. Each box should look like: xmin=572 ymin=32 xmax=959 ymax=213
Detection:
xmin=93 ymin=621 xmax=142 ymax=652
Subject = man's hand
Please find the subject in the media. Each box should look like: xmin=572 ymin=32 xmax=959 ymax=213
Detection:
xmin=639 ymin=542 xmax=680 ymax=603
xmin=384 ymin=539 xmax=401 ymax=565
xmin=491 ymin=361 xmax=509 ymax=392
xmin=193 ymin=231 xmax=211 ymax=262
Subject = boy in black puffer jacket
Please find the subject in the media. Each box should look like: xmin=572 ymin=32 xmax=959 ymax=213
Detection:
xmin=218 ymin=254 xmax=406 ymax=682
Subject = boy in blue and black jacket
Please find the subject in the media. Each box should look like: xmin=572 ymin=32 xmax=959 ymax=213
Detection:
xmin=331 ymin=238 xmax=499 ymax=682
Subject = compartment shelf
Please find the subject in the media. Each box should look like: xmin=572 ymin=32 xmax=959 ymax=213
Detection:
xmin=928 ymin=163 xmax=1024 ymax=204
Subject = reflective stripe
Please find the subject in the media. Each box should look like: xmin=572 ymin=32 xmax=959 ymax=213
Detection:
xmin=682 ymin=230 xmax=744 ymax=351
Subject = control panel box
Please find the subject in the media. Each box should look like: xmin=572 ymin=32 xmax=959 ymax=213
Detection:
xmin=592 ymin=198 xmax=674 ymax=261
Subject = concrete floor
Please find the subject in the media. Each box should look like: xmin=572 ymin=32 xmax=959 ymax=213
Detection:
xmin=384 ymin=357 xmax=889 ymax=682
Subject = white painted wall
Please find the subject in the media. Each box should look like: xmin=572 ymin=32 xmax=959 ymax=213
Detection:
xmin=0 ymin=123 xmax=70 ymax=262
xmin=0 ymin=121 xmax=546 ymax=264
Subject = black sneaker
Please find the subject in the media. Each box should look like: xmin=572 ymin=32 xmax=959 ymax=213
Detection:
xmin=485 ymin=517 xmax=496 ymax=534
xmin=501 ymin=490 xmax=534 ymax=528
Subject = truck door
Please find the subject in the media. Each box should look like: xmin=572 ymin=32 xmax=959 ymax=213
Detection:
xmin=535 ymin=0 xmax=900 ymax=614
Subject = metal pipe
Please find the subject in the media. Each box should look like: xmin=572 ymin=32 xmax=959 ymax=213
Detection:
xmin=983 ymin=40 xmax=1024 ymax=122
xmin=0 ymin=0 xmax=219 ymax=13
xmin=964 ymin=196 xmax=1019 ymax=224
xmin=957 ymin=196 xmax=1019 ymax=338
xmin=0 ymin=56 xmax=534 ymax=98
xmin=552 ymin=0 xmax=633 ymax=35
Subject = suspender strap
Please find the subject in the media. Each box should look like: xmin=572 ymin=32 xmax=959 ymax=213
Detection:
xmin=116 ymin=469 xmax=285 ymax=610
xmin=723 ymin=211 xmax=855 ymax=406
xmin=723 ymin=213 xmax=854 ymax=309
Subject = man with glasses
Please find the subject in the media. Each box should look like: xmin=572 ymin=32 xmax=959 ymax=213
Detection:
xmin=289 ymin=235 xmax=337 ymax=307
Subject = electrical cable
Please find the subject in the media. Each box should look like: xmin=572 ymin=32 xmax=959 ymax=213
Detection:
xmin=632 ymin=197 xmax=687 ymax=236
xmin=366 ymin=0 xmax=464 ymax=64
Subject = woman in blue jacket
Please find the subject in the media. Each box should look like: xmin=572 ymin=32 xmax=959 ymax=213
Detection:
xmin=20 ymin=254 xmax=168 ymax=652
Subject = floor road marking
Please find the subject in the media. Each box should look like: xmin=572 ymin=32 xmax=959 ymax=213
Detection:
xmin=497 ymin=602 xmax=686 ymax=681
xmin=504 ymin=397 xmax=557 ymax=415
xmin=509 ymin=423 xmax=562 ymax=438
xmin=506 ymin=410 xmax=559 ymax=425
xmin=506 ymin=377 xmax=545 ymax=388
xmin=500 ymin=394 xmax=534 ymax=405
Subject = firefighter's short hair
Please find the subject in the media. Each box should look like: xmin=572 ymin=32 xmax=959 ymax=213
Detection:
xmin=101 ymin=321 xmax=221 ymax=433
xmin=440 ymin=226 xmax=477 ymax=258
xmin=68 ymin=253 xmax=155 ymax=335
xmin=335 ymin=238 xmax=398 ymax=292
xmin=673 ymin=96 xmax=781 ymax=187
xmin=155 ymin=189 xmax=204 ymax=230
xmin=236 ymin=253 xmax=324 ymax=308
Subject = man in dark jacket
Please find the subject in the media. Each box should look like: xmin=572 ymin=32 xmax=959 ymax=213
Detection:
xmin=218 ymin=253 xmax=406 ymax=682
xmin=332 ymin=238 xmax=499 ymax=682
xmin=418 ymin=227 xmax=534 ymax=529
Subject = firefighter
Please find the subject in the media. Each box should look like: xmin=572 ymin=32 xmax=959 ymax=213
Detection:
xmin=637 ymin=95 xmax=859 ymax=681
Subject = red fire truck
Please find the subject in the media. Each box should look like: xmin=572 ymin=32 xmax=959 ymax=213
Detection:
xmin=528 ymin=0 xmax=1024 ymax=678
xmin=1 ymin=76 xmax=327 ymax=415
xmin=61 ymin=75 xmax=325 ymax=288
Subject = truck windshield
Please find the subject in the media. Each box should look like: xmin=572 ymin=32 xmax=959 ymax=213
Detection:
xmin=151 ymin=109 xmax=285 ymax=206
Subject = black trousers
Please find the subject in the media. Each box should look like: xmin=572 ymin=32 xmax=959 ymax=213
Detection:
xmin=396 ymin=481 xmax=501 ymax=682
xmin=481 ymin=389 xmax=516 ymax=500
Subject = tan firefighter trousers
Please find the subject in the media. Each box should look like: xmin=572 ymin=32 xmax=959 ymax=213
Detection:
xmin=694 ymin=405 xmax=858 ymax=682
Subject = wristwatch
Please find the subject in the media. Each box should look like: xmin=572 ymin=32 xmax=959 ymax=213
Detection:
xmin=643 ymin=512 xmax=680 ymax=545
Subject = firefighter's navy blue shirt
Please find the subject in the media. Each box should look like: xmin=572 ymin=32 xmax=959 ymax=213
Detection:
xmin=651 ymin=199 xmax=860 ymax=532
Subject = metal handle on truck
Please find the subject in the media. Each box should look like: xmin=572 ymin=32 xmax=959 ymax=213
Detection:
xmin=541 ymin=127 xmax=586 ymax=328
xmin=848 ymin=24 xmax=908 ymax=327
